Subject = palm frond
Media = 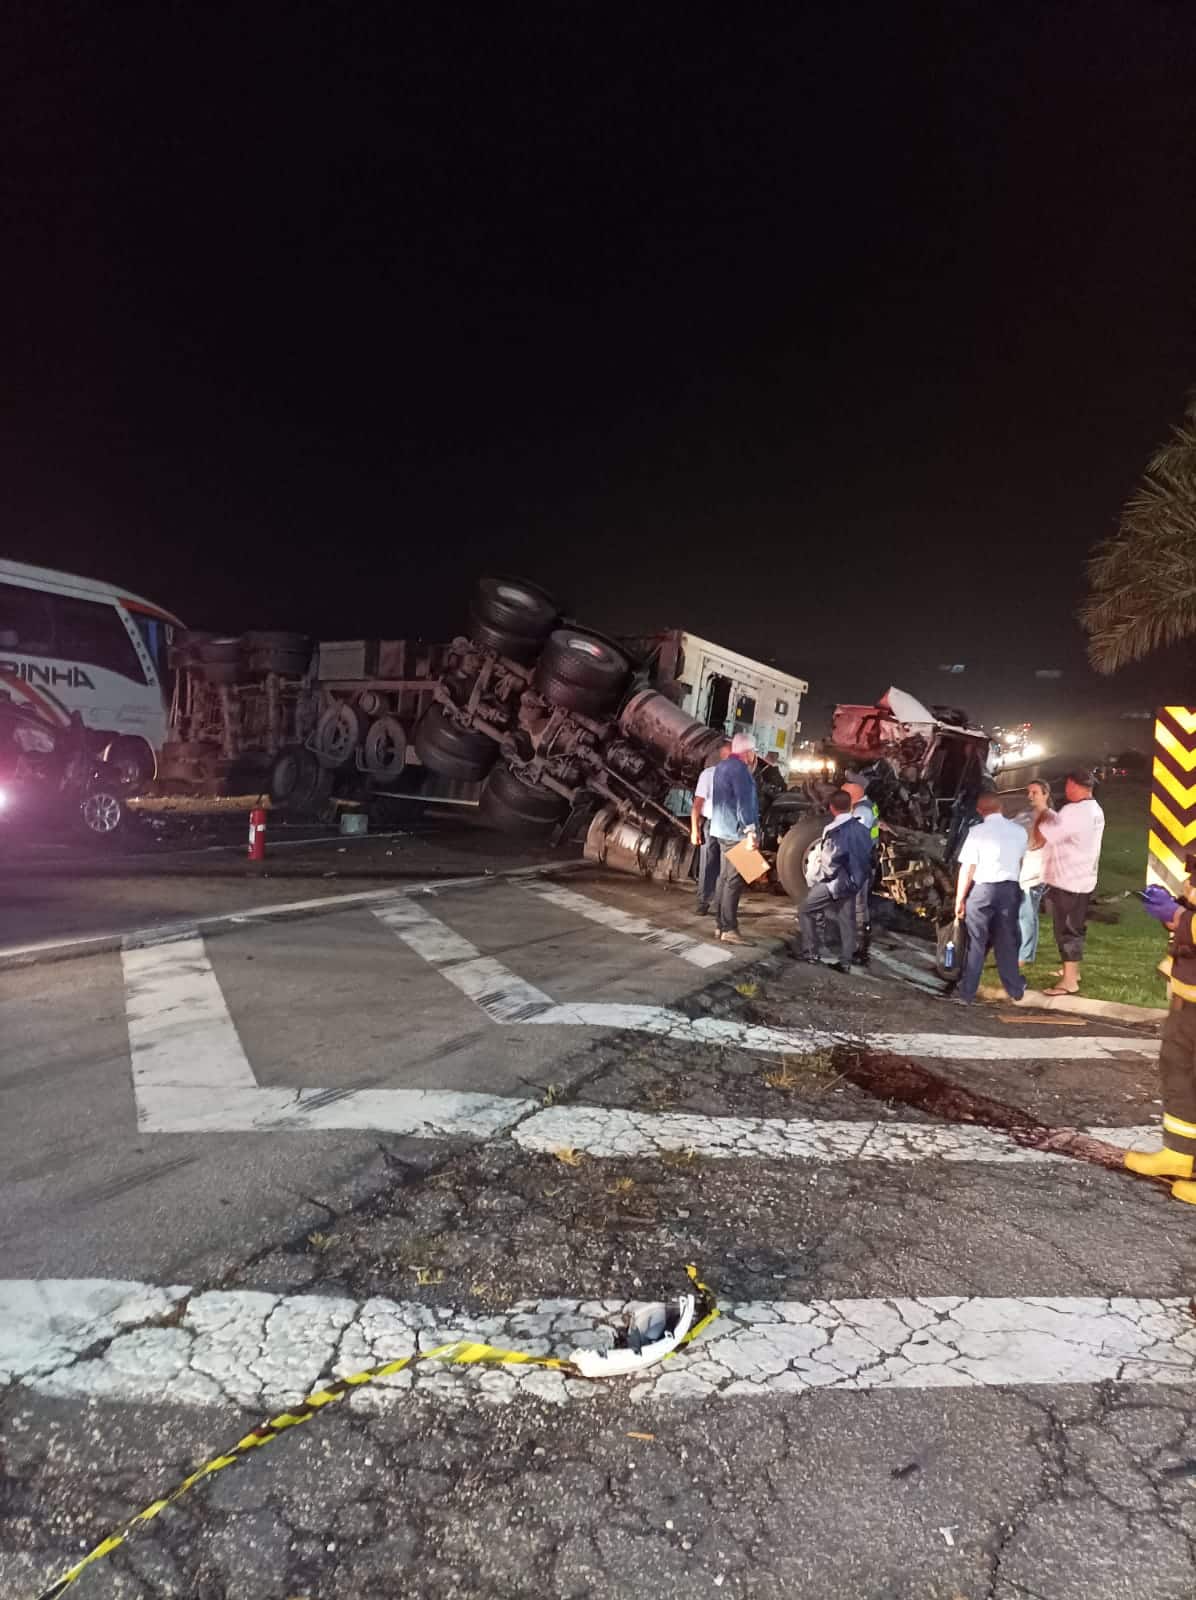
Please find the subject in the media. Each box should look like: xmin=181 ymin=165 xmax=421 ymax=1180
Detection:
xmin=1081 ymin=407 xmax=1196 ymax=672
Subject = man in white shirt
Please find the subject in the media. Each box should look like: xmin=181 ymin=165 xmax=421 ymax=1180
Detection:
xmin=952 ymin=791 xmax=1028 ymax=1004
xmin=1034 ymin=768 xmax=1105 ymax=995
xmin=690 ymin=738 xmax=733 ymax=915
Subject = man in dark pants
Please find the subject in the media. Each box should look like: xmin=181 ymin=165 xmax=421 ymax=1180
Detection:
xmin=690 ymin=738 xmax=732 ymax=914
xmin=843 ymin=771 xmax=878 ymax=965
xmin=1035 ymin=769 xmax=1105 ymax=996
xmin=708 ymin=732 xmax=760 ymax=945
xmin=797 ymin=790 xmax=874 ymax=971
xmin=953 ymin=791 xmax=1027 ymax=1005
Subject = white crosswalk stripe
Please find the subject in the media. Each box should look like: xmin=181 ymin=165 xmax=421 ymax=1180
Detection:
xmin=124 ymin=934 xmax=256 ymax=1097
xmin=519 ymin=876 xmax=732 ymax=967
xmin=373 ymin=895 xmax=557 ymax=1021
xmin=6 ymin=1280 xmax=1194 ymax=1408
xmin=514 ymin=1104 xmax=1160 ymax=1163
xmin=115 ymin=882 xmax=1159 ymax=1135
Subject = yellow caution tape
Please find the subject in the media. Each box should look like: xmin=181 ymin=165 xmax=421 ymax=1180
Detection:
xmin=33 ymin=1267 xmax=719 ymax=1599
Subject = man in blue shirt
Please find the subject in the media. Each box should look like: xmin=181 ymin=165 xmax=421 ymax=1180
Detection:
xmin=708 ymin=732 xmax=760 ymax=944
xmin=843 ymin=771 xmax=879 ymax=966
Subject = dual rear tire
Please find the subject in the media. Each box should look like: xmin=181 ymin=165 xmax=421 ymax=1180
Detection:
xmin=534 ymin=629 xmax=630 ymax=717
xmin=478 ymin=762 xmax=569 ymax=838
xmin=469 ymin=577 xmax=559 ymax=664
xmin=413 ymin=704 xmax=497 ymax=783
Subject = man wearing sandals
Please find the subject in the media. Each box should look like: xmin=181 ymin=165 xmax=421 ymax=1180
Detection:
xmin=1034 ymin=769 xmax=1105 ymax=996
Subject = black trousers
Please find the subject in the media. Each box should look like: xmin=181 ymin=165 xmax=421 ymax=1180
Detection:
xmin=800 ymin=880 xmax=856 ymax=964
xmin=1050 ymin=887 xmax=1090 ymax=962
xmin=696 ymin=820 xmax=722 ymax=911
xmin=712 ymin=837 xmax=745 ymax=933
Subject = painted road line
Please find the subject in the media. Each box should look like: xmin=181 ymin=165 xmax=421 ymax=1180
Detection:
xmin=135 ymin=1083 xmax=535 ymax=1137
xmin=869 ymin=948 xmax=943 ymax=993
xmin=373 ymin=896 xmax=557 ymax=1022
xmin=520 ymin=877 xmax=732 ymax=968
xmin=10 ymin=1281 xmax=1196 ymax=1408
xmin=123 ymin=919 xmax=536 ymax=1136
xmin=523 ymin=1002 xmax=1159 ymax=1061
xmin=514 ymin=1104 xmax=1162 ymax=1163
xmin=123 ymin=935 xmax=258 ymax=1105
xmin=120 ymin=908 xmax=1158 ymax=1135
xmin=0 ymin=861 xmax=584 ymax=969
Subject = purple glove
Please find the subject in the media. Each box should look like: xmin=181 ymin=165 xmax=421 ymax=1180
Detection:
xmin=1142 ymin=885 xmax=1182 ymax=924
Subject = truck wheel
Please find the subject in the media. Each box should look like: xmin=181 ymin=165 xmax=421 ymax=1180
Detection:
xmin=472 ymin=577 xmax=559 ymax=639
xmin=775 ymin=815 xmax=825 ymax=906
xmin=362 ymin=715 xmax=408 ymax=784
xmin=270 ymin=746 xmax=318 ymax=804
xmin=479 ymin=763 xmax=569 ymax=836
xmin=468 ymin=616 xmax=544 ymax=663
xmin=314 ymin=703 xmax=366 ymax=768
xmin=276 ymin=755 xmax=334 ymax=819
xmin=536 ymin=630 xmax=630 ymax=717
xmin=414 ymin=705 xmax=497 ymax=782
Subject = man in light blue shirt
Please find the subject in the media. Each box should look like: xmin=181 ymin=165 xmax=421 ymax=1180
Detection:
xmin=708 ymin=733 xmax=760 ymax=944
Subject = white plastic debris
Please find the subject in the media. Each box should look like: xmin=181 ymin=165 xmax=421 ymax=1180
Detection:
xmin=571 ymin=1294 xmax=696 ymax=1378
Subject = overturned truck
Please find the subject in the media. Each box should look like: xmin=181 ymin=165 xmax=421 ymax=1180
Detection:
xmin=414 ymin=585 xmax=990 ymax=942
xmin=413 ymin=578 xmax=728 ymax=882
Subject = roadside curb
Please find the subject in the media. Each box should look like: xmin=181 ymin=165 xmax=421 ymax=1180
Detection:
xmin=0 ymin=860 xmax=591 ymax=972
xmin=978 ymin=981 xmax=1165 ymax=1028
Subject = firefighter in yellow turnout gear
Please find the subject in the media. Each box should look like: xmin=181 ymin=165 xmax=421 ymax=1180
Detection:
xmin=1125 ymin=881 xmax=1196 ymax=1202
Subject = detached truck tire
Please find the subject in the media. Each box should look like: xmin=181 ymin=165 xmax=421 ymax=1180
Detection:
xmin=775 ymin=815 xmax=825 ymax=907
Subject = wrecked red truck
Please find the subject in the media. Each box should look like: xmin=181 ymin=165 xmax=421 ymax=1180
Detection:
xmin=764 ymin=688 xmax=993 ymax=965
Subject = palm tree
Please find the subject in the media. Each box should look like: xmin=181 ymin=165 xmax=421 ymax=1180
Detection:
xmin=1081 ymin=395 xmax=1196 ymax=673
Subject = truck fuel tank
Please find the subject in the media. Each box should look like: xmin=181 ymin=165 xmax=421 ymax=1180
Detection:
xmin=583 ymin=805 xmax=695 ymax=884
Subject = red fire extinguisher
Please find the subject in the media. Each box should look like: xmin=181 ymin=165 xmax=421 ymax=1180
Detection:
xmin=248 ymin=806 xmax=268 ymax=863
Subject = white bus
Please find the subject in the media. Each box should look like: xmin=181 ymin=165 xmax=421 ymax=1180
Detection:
xmin=0 ymin=559 xmax=181 ymax=784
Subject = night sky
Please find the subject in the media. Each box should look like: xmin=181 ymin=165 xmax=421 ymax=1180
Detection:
xmin=4 ymin=4 xmax=1195 ymax=748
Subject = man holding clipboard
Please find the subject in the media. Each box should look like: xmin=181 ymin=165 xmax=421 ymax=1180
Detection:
xmin=707 ymin=732 xmax=762 ymax=945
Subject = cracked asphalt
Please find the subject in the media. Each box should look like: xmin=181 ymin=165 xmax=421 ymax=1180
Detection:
xmin=2 ymin=824 xmax=1194 ymax=1599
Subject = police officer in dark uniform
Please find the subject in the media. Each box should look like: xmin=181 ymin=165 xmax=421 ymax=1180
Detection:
xmin=842 ymin=771 xmax=879 ymax=965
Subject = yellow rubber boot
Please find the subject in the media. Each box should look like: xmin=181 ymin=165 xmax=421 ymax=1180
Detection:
xmin=1171 ymin=1180 xmax=1196 ymax=1205
xmin=1124 ymin=1147 xmax=1194 ymax=1179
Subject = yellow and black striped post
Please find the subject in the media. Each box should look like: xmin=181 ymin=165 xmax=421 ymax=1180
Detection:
xmin=1148 ymin=706 xmax=1196 ymax=894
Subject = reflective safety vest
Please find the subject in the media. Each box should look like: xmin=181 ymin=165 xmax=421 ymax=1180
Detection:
xmin=1162 ymin=905 xmax=1196 ymax=1003
xmin=853 ymin=798 xmax=879 ymax=844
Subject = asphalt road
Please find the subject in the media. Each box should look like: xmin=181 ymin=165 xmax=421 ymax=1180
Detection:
xmin=1 ymin=819 xmax=1193 ymax=1600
